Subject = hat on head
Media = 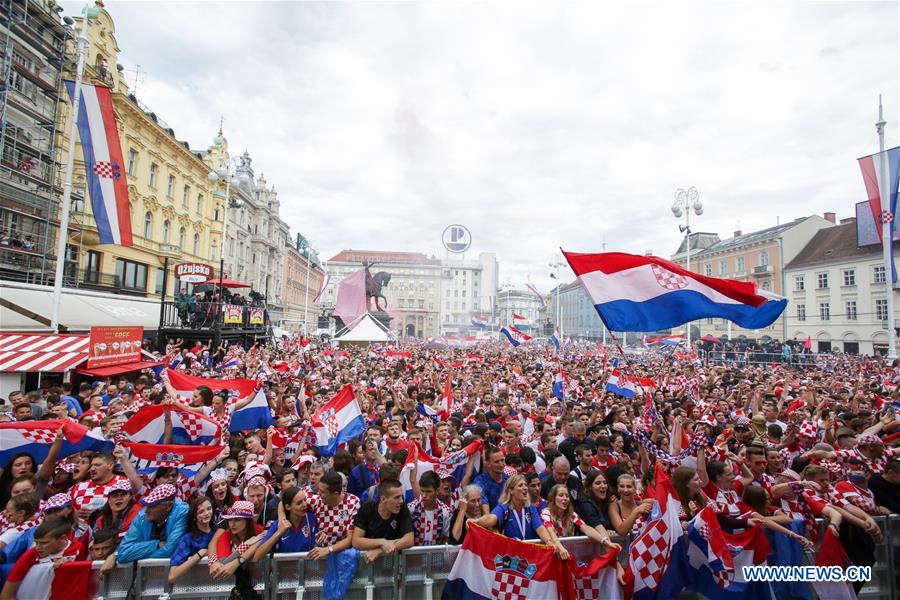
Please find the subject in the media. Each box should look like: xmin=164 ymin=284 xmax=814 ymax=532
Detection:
xmin=141 ymin=483 xmax=177 ymax=506
xmin=108 ymin=479 xmax=133 ymax=494
xmin=698 ymin=414 xmax=717 ymax=428
xmin=734 ymin=416 xmax=751 ymax=429
xmin=612 ymin=422 xmax=628 ymax=433
xmin=43 ymin=493 xmax=71 ymax=512
xmin=122 ymin=383 xmax=135 ymax=393
xmin=209 ymin=468 xmax=229 ymax=483
xmin=857 ymin=433 xmax=884 ymax=447
xmin=778 ymin=469 xmax=801 ymax=482
xmin=223 ymin=500 xmax=256 ymax=520
xmin=292 ymin=455 xmax=315 ymax=470
xmin=798 ymin=420 xmax=818 ymax=439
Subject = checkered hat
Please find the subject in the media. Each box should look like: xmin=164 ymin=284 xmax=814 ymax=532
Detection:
xmin=698 ymin=414 xmax=717 ymax=428
xmin=223 ymin=500 xmax=256 ymax=520
xmin=108 ymin=479 xmax=133 ymax=494
xmin=857 ymin=433 xmax=884 ymax=447
xmin=292 ymin=455 xmax=315 ymax=470
xmin=778 ymin=469 xmax=801 ymax=482
xmin=209 ymin=468 xmax=229 ymax=482
xmin=798 ymin=420 xmax=818 ymax=439
xmin=734 ymin=416 xmax=751 ymax=429
xmin=141 ymin=483 xmax=177 ymax=506
xmin=823 ymin=461 xmax=844 ymax=475
xmin=54 ymin=461 xmax=76 ymax=474
xmin=43 ymin=493 xmax=71 ymax=512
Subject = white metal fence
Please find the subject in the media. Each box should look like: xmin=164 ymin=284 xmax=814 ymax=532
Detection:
xmin=91 ymin=515 xmax=899 ymax=600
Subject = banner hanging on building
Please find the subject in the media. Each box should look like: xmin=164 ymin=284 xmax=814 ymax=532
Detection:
xmin=249 ymin=307 xmax=265 ymax=325
xmin=223 ymin=305 xmax=243 ymax=324
xmin=87 ymin=326 xmax=143 ymax=368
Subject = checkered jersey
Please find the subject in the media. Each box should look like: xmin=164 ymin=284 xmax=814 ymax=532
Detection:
xmin=134 ymin=474 xmax=197 ymax=504
xmin=205 ymin=404 xmax=234 ymax=431
xmin=307 ymin=492 xmax=360 ymax=547
xmin=408 ymin=498 xmax=450 ymax=545
xmin=832 ymin=481 xmax=878 ymax=515
xmin=832 ymin=447 xmax=899 ymax=474
xmin=540 ymin=507 xmax=584 ymax=537
xmin=69 ymin=475 xmax=129 ymax=512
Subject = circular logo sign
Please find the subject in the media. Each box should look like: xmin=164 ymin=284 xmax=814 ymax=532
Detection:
xmin=174 ymin=262 xmax=213 ymax=283
xmin=442 ymin=224 xmax=472 ymax=254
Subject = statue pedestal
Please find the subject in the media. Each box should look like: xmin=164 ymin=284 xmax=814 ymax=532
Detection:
xmin=369 ymin=311 xmax=393 ymax=330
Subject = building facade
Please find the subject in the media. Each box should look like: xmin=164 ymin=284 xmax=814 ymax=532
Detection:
xmin=557 ymin=280 xmax=609 ymax=341
xmin=0 ymin=0 xmax=69 ymax=285
xmin=784 ymin=218 xmax=900 ymax=356
xmin=281 ymin=236 xmax=324 ymax=333
xmin=670 ymin=214 xmax=835 ymax=340
xmin=322 ymin=250 xmax=444 ymax=338
xmin=496 ymin=288 xmax=543 ymax=332
xmin=439 ymin=252 xmax=498 ymax=334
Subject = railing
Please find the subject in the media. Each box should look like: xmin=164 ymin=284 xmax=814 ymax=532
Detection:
xmin=159 ymin=300 xmax=268 ymax=332
xmin=88 ymin=516 xmax=899 ymax=600
xmin=704 ymin=350 xmax=829 ymax=366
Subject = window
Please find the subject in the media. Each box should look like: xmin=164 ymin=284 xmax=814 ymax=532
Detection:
xmin=211 ymin=246 xmax=217 ymax=262
xmin=845 ymin=300 xmax=857 ymax=320
xmin=817 ymin=272 xmax=828 ymax=289
xmin=874 ymin=265 xmax=886 ymax=284
xmin=178 ymin=227 xmax=186 ymax=250
xmin=192 ymin=233 xmax=200 ymax=256
xmin=704 ymin=264 xmax=712 ymax=277
xmin=761 ymin=280 xmax=771 ymax=291
xmin=84 ymin=250 xmax=101 ymax=284
xmin=155 ymin=269 xmax=165 ymax=295
xmin=162 ymin=220 xmax=170 ymax=244
xmin=819 ymin=302 xmax=830 ymax=321
xmin=736 ymin=257 xmax=745 ymax=273
xmin=149 ymin=163 xmax=158 ymax=188
xmin=167 ymin=174 xmax=175 ymax=197
xmin=196 ymin=195 xmax=204 ymax=216
xmin=115 ymin=259 xmax=147 ymax=291
xmin=876 ymin=298 xmax=888 ymax=321
xmin=719 ymin=260 xmax=727 ymax=275
xmin=213 ymin=206 xmax=220 ymax=221
xmin=143 ymin=212 xmax=153 ymax=239
xmin=793 ymin=275 xmax=805 ymax=291
xmin=182 ymin=185 xmax=190 ymax=208
xmin=842 ymin=269 xmax=856 ymax=286
xmin=797 ymin=303 xmax=806 ymax=322
xmin=461 ymin=301 xmax=465 ymax=310
xmin=126 ymin=149 xmax=137 ymax=176
xmin=759 ymin=250 xmax=769 ymax=267
xmin=418 ymin=299 xmax=424 ymax=309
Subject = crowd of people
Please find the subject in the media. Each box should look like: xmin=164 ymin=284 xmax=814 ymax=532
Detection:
xmin=0 ymin=335 xmax=898 ymax=599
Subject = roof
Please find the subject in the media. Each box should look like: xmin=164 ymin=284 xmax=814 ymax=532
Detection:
xmin=693 ymin=218 xmax=805 ymax=257
xmin=0 ymin=333 xmax=89 ymax=372
xmin=785 ymin=220 xmax=877 ymax=270
xmin=335 ymin=312 xmax=390 ymax=342
xmin=328 ymin=250 xmax=441 ymax=265
xmin=674 ymin=232 xmax=721 ymax=255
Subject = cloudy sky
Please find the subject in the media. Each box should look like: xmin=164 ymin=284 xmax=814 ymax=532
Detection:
xmin=63 ymin=0 xmax=898 ymax=291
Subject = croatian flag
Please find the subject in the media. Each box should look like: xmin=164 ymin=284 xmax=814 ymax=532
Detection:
xmin=551 ymin=327 xmax=561 ymax=351
xmin=512 ymin=313 xmax=527 ymax=322
xmin=416 ymin=402 xmax=440 ymax=423
xmin=65 ymin=82 xmax=132 ymax=246
xmin=563 ymin=251 xmax=788 ymax=332
xmin=312 ymin=385 xmax=365 ymax=456
xmin=218 ymin=349 xmax=239 ymax=370
xmin=122 ymin=405 xmax=221 ymax=445
xmin=525 ymin=282 xmax=547 ymax=307
xmin=166 ymin=369 xmax=256 ymax=402
xmin=400 ymin=440 xmax=484 ymax=496
xmin=229 ymin=388 xmax=274 ymax=432
xmin=471 ymin=315 xmax=488 ymax=328
xmin=0 ymin=421 xmax=112 ymax=466
xmin=313 ymin=273 xmax=331 ymax=304
xmin=500 ymin=326 xmax=531 ymax=347
xmin=553 ymin=368 xmax=566 ymax=400
xmin=645 ymin=334 xmax=684 ymax=347
xmin=858 ymin=146 xmax=900 ymax=281
xmin=13 ymin=560 xmax=98 ymax=600
xmin=123 ymin=441 xmax=227 ymax=477
xmin=605 ymin=359 xmax=635 ymax=398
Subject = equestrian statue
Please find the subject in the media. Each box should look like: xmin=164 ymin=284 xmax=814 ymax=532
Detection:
xmin=363 ymin=261 xmax=391 ymax=312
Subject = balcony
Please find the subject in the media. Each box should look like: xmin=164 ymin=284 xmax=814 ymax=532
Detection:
xmin=159 ymin=243 xmax=183 ymax=258
xmin=752 ymin=265 xmax=773 ymax=276
xmin=159 ymin=300 xmax=268 ymax=332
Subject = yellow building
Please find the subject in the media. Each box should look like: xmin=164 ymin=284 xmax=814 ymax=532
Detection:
xmin=57 ymin=6 xmax=222 ymax=301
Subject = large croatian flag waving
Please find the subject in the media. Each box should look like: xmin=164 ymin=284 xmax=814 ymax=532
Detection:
xmin=65 ymin=82 xmax=132 ymax=246
xmin=563 ymin=251 xmax=787 ymax=332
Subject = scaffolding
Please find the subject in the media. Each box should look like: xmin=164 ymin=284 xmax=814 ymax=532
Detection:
xmin=0 ymin=0 xmax=73 ymax=285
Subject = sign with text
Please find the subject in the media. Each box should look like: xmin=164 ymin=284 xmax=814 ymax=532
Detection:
xmin=174 ymin=262 xmax=213 ymax=283
xmin=223 ymin=305 xmax=243 ymax=324
xmin=249 ymin=307 xmax=265 ymax=325
xmin=88 ymin=326 xmax=144 ymax=369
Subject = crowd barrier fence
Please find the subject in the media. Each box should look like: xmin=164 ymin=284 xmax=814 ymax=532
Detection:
xmin=90 ymin=515 xmax=900 ymax=600
xmin=704 ymin=351 xmax=826 ymax=367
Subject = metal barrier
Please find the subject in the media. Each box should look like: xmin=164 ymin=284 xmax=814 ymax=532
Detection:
xmin=91 ymin=517 xmax=898 ymax=600
xmin=704 ymin=350 xmax=824 ymax=367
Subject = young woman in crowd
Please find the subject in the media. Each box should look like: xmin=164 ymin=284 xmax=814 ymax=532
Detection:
xmin=168 ymin=497 xmax=216 ymax=584
xmin=253 ymin=487 xmax=317 ymax=557
xmin=609 ymin=473 xmax=654 ymax=535
xmin=93 ymin=479 xmax=141 ymax=537
xmin=575 ymin=470 xmax=613 ymax=528
xmin=541 ymin=484 xmax=620 ymax=550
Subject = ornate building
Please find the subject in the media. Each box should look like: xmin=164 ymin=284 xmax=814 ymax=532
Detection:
xmin=281 ymin=234 xmax=324 ymax=333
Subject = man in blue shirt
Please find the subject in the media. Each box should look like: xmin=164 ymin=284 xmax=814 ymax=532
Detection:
xmin=473 ymin=446 xmax=508 ymax=511
xmin=117 ymin=484 xmax=188 ymax=564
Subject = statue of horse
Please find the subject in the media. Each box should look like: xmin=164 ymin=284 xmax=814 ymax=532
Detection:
xmin=365 ymin=271 xmax=391 ymax=312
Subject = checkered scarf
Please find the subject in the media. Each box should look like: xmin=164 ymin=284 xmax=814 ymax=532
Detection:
xmin=632 ymin=429 xmax=707 ymax=465
xmin=786 ymin=482 xmax=819 ymax=542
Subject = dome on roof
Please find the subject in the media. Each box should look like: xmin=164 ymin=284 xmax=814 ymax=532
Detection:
xmin=213 ymin=133 xmax=225 ymax=147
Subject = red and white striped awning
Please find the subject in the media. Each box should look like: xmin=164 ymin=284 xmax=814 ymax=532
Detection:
xmin=0 ymin=333 xmax=90 ymax=373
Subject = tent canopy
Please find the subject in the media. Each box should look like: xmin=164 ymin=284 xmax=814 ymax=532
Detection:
xmin=334 ymin=312 xmax=389 ymax=344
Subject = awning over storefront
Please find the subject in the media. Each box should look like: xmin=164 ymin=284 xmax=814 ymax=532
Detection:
xmin=76 ymin=359 xmax=163 ymax=378
xmin=0 ymin=333 xmax=89 ymax=372
xmin=0 ymin=282 xmax=161 ymax=332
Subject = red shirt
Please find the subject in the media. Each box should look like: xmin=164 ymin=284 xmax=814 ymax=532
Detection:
xmin=8 ymin=540 xmax=86 ymax=584
xmin=385 ymin=437 xmax=409 ymax=453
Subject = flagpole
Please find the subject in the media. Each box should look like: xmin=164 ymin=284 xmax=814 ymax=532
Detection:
xmin=876 ymin=95 xmax=898 ymax=359
xmin=51 ymin=6 xmax=97 ymax=332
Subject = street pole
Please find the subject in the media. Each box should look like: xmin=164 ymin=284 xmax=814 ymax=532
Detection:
xmin=876 ymin=95 xmax=897 ymax=359
xmin=303 ymin=250 xmax=310 ymax=335
xmin=685 ymin=207 xmax=691 ymax=348
xmin=672 ymin=187 xmax=702 ymax=349
xmin=51 ymin=7 xmax=96 ymax=332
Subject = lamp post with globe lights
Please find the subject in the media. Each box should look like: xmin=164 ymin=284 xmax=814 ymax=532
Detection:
xmin=549 ymin=257 xmax=565 ymax=339
xmin=671 ymin=187 xmax=703 ymax=347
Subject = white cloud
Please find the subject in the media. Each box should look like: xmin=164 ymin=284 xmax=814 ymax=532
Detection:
xmin=65 ymin=1 xmax=898 ymax=292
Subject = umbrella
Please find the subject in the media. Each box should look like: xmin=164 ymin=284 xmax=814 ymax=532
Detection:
xmin=700 ymin=335 xmax=722 ymax=344
xmin=204 ymin=278 xmax=251 ymax=289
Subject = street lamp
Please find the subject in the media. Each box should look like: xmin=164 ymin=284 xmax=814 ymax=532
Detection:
xmin=671 ymin=186 xmax=703 ymax=347
xmin=207 ymin=159 xmax=246 ymax=313
xmin=549 ymin=258 xmax=565 ymax=339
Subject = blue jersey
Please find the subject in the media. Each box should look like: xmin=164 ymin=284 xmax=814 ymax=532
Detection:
xmin=491 ymin=503 xmax=542 ymax=540
xmin=262 ymin=514 xmax=317 ymax=553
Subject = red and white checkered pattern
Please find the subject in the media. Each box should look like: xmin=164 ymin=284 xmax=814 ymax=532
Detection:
xmin=408 ymin=498 xmax=450 ymax=545
xmin=92 ymin=161 xmax=116 ymax=179
xmin=832 ymin=446 xmax=899 ymax=475
xmin=17 ymin=428 xmax=58 ymax=444
xmin=712 ymin=567 xmax=735 ymax=588
xmin=0 ymin=333 xmax=90 ymax=372
xmin=651 ymin=264 xmax=689 ymax=290
xmin=540 ymin=507 xmax=584 ymax=537
xmin=179 ymin=410 xmax=219 ymax=443
xmin=881 ymin=210 xmax=894 ymax=224
xmin=629 ymin=519 xmax=670 ymax=591
xmin=307 ymin=492 xmax=360 ymax=547
xmin=574 ymin=575 xmax=603 ymax=600
xmin=492 ymin=570 xmax=531 ymax=600
xmin=69 ymin=475 xmax=129 ymax=512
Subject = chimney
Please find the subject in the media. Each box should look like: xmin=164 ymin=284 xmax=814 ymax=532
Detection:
xmin=839 ymin=217 xmax=857 ymax=225
xmin=824 ymin=212 xmax=836 ymax=224
xmin=733 ymin=229 xmax=742 ymax=238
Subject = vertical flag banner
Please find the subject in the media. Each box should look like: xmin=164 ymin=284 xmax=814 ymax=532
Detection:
xmin=525 ymin=282 xmax=547 ymax=307
xmin=65 ymin=82 xmax=132 ymax=246
xmin=858 ymin=146 xmax=900 ymax=281
xmin=313 ymin=273 xmax=331 ymax=304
